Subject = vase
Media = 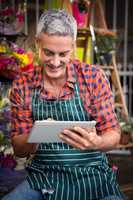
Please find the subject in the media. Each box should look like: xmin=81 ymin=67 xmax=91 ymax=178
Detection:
xmin=130 ymin=131 xmax=133 ymax=142
xmin=120 ymin=133 xmax=130 ymax=145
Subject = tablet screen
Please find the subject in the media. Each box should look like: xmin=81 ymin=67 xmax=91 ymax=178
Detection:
xmin=28 ymin=120 xmax=96 ymax=143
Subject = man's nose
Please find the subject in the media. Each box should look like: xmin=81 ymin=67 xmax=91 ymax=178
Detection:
xmin=50 ymin=54 xmax=61 ymax=67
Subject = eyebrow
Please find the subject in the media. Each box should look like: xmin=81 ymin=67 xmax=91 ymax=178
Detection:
xmin=42 ymin=48 xmax=71 ymax=54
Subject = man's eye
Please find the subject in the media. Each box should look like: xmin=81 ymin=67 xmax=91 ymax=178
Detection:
xmin=44 ymin=50 xmax=53 ymax=56
xmin=59 ymin=52 xmax=67 ymax=57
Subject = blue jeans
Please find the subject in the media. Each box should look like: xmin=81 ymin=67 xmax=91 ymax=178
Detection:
xmin=1 ymin=180 xmax=126 ymax=200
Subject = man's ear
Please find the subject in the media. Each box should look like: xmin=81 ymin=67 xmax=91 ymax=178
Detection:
xmin=35 ymin=37 xmax=40 ymax=49
xmin=72 ymin=41 xmax=77 ymax=59
xmin=35 ymin=38 xmax=40 ymax=50
xmin=33 ymin=37 xmax=41 ymax=65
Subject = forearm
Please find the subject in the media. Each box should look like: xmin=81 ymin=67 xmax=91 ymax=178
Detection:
xmin=11 ymin=133 xmax=38 ymax=158
xmin=97 ymin=128 xmax=121 ymax=151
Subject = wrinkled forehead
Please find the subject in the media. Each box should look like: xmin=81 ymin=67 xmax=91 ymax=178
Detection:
xmin=36 ymin=33 xmax=74 ymax=47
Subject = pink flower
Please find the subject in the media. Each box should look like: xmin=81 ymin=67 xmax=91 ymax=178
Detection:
xmin=16 ymin=13 xmax=24 ymax=23
xmin=112 ymin=164 xmax=118 ymax=172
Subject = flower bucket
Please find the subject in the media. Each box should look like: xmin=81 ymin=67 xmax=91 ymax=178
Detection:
xmin=72 ymin=1 xmax=88 ymax=28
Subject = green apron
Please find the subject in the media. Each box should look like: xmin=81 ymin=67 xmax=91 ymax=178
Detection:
xmin=26 ymin=81 xmax=123 ymax=200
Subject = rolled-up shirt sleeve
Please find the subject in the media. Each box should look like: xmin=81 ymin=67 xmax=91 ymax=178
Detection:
xmin=90 ymin=67 xmax=119 ymax=131
xmin=10 ymin=77 xmax=33 ymax=138
xmin=77 ymin=63 xmax=120 ymax=132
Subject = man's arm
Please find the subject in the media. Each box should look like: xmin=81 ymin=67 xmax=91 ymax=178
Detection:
xmin=11 ymin=133 xmax=38 ymax=157
xmin=10 ymin=76 xmax=37 ymax=158
xmin=97 ymin=128 xmax=121 ymax=150
xmin=60 ymin=64 xmax=121 ymax=150
xmin=60 ymin=127 xmax=121 ymax=151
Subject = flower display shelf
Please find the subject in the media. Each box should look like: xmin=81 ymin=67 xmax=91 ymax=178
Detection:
xmin=0 ymin=33 xmax=27 ymax=43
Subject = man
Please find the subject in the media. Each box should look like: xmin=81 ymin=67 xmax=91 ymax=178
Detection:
xmin=2 ymin=9 xmax=126 ymax=200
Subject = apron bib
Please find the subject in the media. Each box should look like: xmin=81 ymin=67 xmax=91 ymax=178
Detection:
xmin=26 ymin=82 xmax=122 ymax=200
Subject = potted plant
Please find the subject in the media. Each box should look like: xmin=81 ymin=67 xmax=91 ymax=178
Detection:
xmin=119 ymin=116 xmax=133 ymax=145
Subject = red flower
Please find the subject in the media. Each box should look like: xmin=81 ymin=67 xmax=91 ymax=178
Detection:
xmin=16 ymin=13 xmax=24 ymax=23
xmin=21 ymin=63 xmax=33 ymax=72
xmin=0 ymin=153 xmax=17 ymax=169
xmin=1 ymin=8 xmax=15 ymax=16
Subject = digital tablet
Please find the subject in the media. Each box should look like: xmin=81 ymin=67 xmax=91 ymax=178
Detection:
xmin=28 ymin=120 xmax=96 ymax=143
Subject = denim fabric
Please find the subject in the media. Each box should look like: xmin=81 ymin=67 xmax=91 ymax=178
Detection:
xmin=1 ymin=180 xmax=43 ymax=200
xmin=1 ymin=180 xmax=126 ymax=200
xmin=101 ymin=196 xmax=127 ymax=200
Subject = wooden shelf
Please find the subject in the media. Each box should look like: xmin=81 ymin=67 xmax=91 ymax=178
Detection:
xmin=117 ymin=142 xmax=133 ymax=149
xmin=78 ymin=27 xmax=116 ymax=37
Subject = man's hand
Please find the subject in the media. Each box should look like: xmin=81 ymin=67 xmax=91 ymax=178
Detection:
xmin=60 ymin=126 xmax=102 ymax=150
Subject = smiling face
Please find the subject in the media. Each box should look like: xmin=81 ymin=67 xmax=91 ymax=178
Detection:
xmin=37 ymin=33 xmax=74 ymax=80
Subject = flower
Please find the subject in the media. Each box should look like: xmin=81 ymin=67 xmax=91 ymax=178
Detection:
xmin=0 ymin=40 xmax=33 ymax=79
xmin=0 ymin=152 xmax=17 ymax=169
xmin=12 ymin=52 xmax=29 ymax=66
xmin=112 ymin=164 xmax=118 ymax=172
xmin=0 ymin=129 xmax=13 ymax=168
xmin=0 ymin=90 xmax=17 ymax=170
xmin=0 ymin=4 xmax=24 ymax=35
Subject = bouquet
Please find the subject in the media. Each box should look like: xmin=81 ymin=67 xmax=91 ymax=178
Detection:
xmin=0 ymin=40 xmax=33 ymax=79
xmin=0 ymin=3 xmax=24 ymax=35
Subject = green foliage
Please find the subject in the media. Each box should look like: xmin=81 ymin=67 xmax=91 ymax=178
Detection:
xmin=0 ymin=131 xmax=11 ymax=151
xmin=119 ymin=116 xmax=133 ymax=135
xmin=96 ymin=34 xmax=118 ymax=54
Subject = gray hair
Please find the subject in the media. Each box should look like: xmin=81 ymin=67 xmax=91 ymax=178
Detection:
xmin=36 ymin=9 xmax=77 ymax=41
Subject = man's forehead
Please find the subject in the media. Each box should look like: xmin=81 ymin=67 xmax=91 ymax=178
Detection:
xmin=42 ymin=48 xmax=71 ymax=54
